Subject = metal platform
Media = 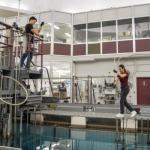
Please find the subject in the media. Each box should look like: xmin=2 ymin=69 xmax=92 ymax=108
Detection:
xmin=18 ymin=70 xmax=42 ymax=79
xmin=18 ymin=95 xmax=42 ymax=106
xmin=0 ymin=66 xmax=10 ymax=71
xmin=32 ymin=103 xmax=150 ymax=121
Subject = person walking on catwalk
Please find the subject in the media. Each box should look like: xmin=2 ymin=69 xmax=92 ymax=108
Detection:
xmin=113 ymin=64 xmax=137 ymax=118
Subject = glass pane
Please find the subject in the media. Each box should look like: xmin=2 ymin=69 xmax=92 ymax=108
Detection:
xmin=53 ymin=61 xmax=71 ymax=78
xmin=73 ymin=24 xmax=86 ymax=44
xmin=54 ymin=23 xmax=71 ymax=44
xmin=88 ymin=22 xmax=101 ymax=42
xmin=135 ymin=17 xmax=150 ymax=38
xmin=88 ymin=22 xmax=100 ymax=42
xmin=40 ymin=23 xmax=51 ymax=42
xmin=36 ymin=61 xmax=50 ymax=78
xmin=118 ymin=19 xmax=133 ymax=40
xmin=102 ymin=20 xmax=116 ymax=41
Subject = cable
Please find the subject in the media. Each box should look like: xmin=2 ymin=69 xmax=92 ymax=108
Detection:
xmin=0 ymin=75 xmax=28 ymax=106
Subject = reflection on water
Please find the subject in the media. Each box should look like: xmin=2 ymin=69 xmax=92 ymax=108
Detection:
xmin=0 ymin=124 xmax=150 ymax=150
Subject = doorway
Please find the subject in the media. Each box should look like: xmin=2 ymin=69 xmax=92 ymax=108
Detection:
xmin=137 ymin=77 xmax=150 ymax=105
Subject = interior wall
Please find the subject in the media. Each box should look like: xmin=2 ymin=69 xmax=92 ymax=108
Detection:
xmin=0 ymin=17 xmax=4 ymax=22
xmin=75 ymin=57 xmax=150 ymax=105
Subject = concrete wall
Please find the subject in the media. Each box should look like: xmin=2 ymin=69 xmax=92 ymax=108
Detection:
xmin=75 ymin=57 xmax=150 ymax=105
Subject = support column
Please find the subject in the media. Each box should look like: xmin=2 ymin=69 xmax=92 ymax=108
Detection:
xmin=71 ymin=116 xmax=86 ymax=128
xmin=121 ymin=118 xmax=138 ymax=130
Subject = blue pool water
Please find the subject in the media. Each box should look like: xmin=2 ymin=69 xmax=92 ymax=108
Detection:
xmin=2 ymin=124 xmax=150 ymax=150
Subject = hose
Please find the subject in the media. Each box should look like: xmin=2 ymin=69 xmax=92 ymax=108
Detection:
xmin=0 ymin=75 xmax=28 ymax=106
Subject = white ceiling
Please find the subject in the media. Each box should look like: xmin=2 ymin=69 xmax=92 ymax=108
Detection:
xmin=0 ymin=0 xmax=150 ymax=14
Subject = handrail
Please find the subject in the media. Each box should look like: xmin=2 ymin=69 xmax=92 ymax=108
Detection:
xmin=31 ymin=61 xmax=54 ymax=96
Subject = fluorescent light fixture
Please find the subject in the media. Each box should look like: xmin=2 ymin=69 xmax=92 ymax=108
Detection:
xmin=48 ymin=23 xmax=60 ymax=29
xmin=65 ymin=33 xmax=71 ymax=37
xmin=61 ymin=73 xmax=67 ymax=75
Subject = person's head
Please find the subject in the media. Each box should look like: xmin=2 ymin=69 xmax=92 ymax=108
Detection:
xmin=29 ymin=16 xmax=37 ymax=25
xmin=118 ymin=64 xmax=126 ymax=73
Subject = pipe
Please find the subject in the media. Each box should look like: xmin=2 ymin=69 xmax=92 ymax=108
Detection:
xmin=0 ymin=75 xmax=28 ymax=106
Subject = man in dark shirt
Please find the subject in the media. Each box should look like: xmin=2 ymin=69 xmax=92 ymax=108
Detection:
xmin=20 ymin=16 xmax=44 ymax=69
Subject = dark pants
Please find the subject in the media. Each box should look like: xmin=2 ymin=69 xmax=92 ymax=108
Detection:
xmin=20 ymin=42 xmax=33 ymax=68
xmin=120 ymin=85 xmax=134 ymax=114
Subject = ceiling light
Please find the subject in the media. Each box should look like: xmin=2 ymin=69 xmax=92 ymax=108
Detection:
xmin=65 ymin=33 xmax=71 ymax=37
xmin=48 ymin=23 xmax=60 ymax=29
xmin=69 ymin=25 xmax=71 ymax=27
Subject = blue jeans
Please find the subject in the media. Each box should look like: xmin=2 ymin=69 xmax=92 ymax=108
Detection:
xmin=20 ymin=42 xmax=33 ymax=68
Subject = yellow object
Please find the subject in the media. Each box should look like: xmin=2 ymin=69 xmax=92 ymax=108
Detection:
xmin=51 ymin=105 xmax=56 ymax=108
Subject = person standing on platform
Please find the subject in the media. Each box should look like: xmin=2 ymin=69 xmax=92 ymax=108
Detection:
xmin=20 ymin=16 xmax=44 ymax=69
xmin=113 ymin=64 xmax=137 ymax=118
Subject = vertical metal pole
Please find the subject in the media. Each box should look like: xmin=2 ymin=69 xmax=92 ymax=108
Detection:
xmin=86 ymin=12 xmax=88 ymax=55
xmin=116 ymin=8 xmax=118 ymax=54
xmin=51 ymin=10 xmax=55 ymax=56
xmin=14 ymin=31 xmax=18 ymax=147
xmin=141 ymin=118 xmax=143 ymax=147
xmin=28 ymin=35 xmax=31 ymax=69
xmin=34 ymin=103 xmax=36 ymax=149
xmin=91 ymin=77 xmax=92 ymax=104
xmin=100 ymin=10 xmax=102 ymax=54
xmin=88 ymin=76 xmax=89 ymax=103
xmin=126 ymin=118 xmax=128 ymax=144
xmin=72 ymin=76 xmax=74 ymax=103
xmin=147 ymin=119 xmax=150 ymax=144
xmin=135 ymin=118 xmax=137 ymax=143
xmin=40 ymin=94 xmax=42 ymax=150
xmin=123 ymin=118 xmax=124 ymax=143
xmin=26 ymin=106 xmax=29 ymax=147
xmin=132 ymin=6 xmax=136 ymax=53
xmin=76 ymin=81 xmax=77 ymax=102
xmin=20 ymin=110 xmax=22 ymax=134
xmin=41 ymin=40 xmax=43 ymax=90
xmin=116 ymin=118 xmax=119 ymax=142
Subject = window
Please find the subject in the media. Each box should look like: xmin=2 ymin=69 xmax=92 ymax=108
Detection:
xmin=135 ymin=17 xmax=150 ymax=38
xmin=102 ymin=21 xmax=116 ymax=41
xmin=73 ymin=24 xmax=86 ymax=44
xmin=53 ymin=62 xmax=71 ymax=79
xmin=40 ymin=23 xmax=51 ymax=42
xmin=54 ymin=23 xmax=71 ymax=44
xmin=88 ymin=22 xmax=101 ymax=42
xmin=118 ymin=19 xmax=132 ymax=40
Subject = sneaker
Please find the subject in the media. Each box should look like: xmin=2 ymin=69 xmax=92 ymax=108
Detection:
xmin=115 ymin=113 xmax=124 ymax=118
xmin=130 ymin=111 xmax=137 ymax=118
xmin=20 ymin=67 xmax=25 ymax=70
